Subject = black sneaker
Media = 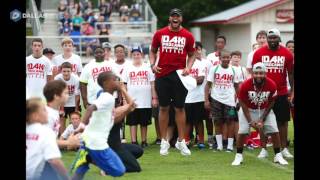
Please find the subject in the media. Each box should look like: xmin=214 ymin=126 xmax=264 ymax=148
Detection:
xmin=141 ymin=141 xmax=148 ymax=148
xmin=155 ymin=139 xmax=161 ymax=145
xmin=132 ymin=141 xmax=139 ymax=145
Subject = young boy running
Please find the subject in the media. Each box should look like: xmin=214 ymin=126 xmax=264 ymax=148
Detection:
xmin=71 ymin=71 xmax=136 ymax=179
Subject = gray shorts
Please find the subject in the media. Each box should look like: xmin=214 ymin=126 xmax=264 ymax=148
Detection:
xmin=238 ymin=108 xmax=279 ymax=135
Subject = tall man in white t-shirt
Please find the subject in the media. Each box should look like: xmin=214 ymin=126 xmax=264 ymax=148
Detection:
xmin=80 ymin=46 xmax=118 ymax=109
xmin=205 ymin=50 xmax=240 ymax=152
xmin=53 ymin=37 xmax=83 ymax=77
xmin=26 ymin=38 xmax=53 ymax=100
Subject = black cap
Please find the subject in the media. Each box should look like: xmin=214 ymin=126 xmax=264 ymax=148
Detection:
xmin=169 ymin=8 xmax=182 ymax=16
xmin=43 ymin=48 xmax=55 ymax=54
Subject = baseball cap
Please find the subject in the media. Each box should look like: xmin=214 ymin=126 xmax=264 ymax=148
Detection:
xmin=102 ymin=42 xmax=112 ymax=49
xmin=252 ymin=62 xmax=267 ymax=73
xmin=267 ymin=28 xmax=281 ymax=37
xmin=131 ymin=46 xmax=143 ymax=53
xmin=169 ymin=8 xmax=182 ymax=16
xmin=43 ymin=48 xmax=55 ymax=54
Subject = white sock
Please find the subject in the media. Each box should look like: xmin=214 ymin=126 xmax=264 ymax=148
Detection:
xmin=216 ymin=134 xmax=223 ymax=149
xmin=227 ymin=138 xmax=234 ymax=150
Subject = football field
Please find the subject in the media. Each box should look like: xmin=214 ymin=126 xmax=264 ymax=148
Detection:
xmin=62 ymin=121 xmax=294 ymax=180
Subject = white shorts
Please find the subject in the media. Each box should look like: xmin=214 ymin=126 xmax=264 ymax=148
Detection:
xmin=238 ymin=108 xmax=279 ymax=135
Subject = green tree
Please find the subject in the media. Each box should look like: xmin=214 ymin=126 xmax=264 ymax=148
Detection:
xmin=148 ymin=0 xmax=250 ymax=29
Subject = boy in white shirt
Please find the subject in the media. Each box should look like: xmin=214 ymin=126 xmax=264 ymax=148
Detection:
xmin=26 ymin=97 xmax=70 ymax=180
xmin=26 ymin=38 xmax=53 ymax=100
xmin=122 ymin=46 xmax=158 ymax=147
xmin=54 ymin=62 xmax=81 ymax=133
xmin=43 ymin=80 xmax=81 ymax=149
xmin=184 ymin=42 xmax=207 ymax=148
xmin=60 ymin=111 xmax=85 ymax=141
xmin=71 ymin=71 xmax=136 ymax=179
xmin=53 ymin=37 xmax=83 ymax=77
xmin=204 ymin=50 xmax=240 ymax=152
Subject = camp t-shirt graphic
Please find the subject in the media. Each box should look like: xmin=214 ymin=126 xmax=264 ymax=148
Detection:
xmin=238 ymin=77 xmax=277 ymax=109
xmin=252 ymin=45 xmax=293 ymax=95
xmin=151 ymin=26 xmax=195 ymax=78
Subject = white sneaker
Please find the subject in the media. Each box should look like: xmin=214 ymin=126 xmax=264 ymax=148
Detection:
xmin=274 ymin=153 xmax=289 ymax=165
xmin=231 ymin=153 xmax=243 ymax=166
xmin=281 ymin=148 xmax=294 ymax=158
xmin=175 ymin=139 xmax=191 ymax=156
xmin=257 ymin=148 xmax=268 ymax=158
xmin=160 ymin=139 xmax=170 ymax=156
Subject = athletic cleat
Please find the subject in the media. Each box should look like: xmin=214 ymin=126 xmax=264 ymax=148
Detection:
xmin=274 ymin=153 xmax=289 ymax=165
xmin=226 ymin=148 xmax=233 ymax=153
xmin=70 ymin=148 xmax=88 ymax=173
xmin=175 ymin=139 xmax=191 ymax=156
xmin=281 ymin=148 xmax=294 ymax=158
xmin=160 ymin=139 xmax=170 ymax=156
xmin=231 ymin=153 xmax=243 ymax=166
xmin=257 ymin=148 xmax=268 ymax=158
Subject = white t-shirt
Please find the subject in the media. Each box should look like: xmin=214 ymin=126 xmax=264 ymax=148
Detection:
xmin=246 ymin=50 xmax=255 ymax=69
xmin=53 ymin=53 xmax=83 ymax=75
xmin=185 ymin=59 xmax=206 ymax=103
xmin=112 ymin=60 xmax=131 ymax=76
xmin=207 ymin=65 xmax=240 ymax=107
xmin=206 ymin=52 xmax=220 ymax=67
xmin=81 ymin=92 xmax=115 ymax=150
xmin=26 ymin=123 xmax=61 ymax=180
xmin=54 ymin=74 xmax=80 ymax=107
xmin=80 ymin=60 xmax=119 ymax=104
xmin=232 ymin=65 xmax=248 ymax=83
xmin=61 ymin=122 xmax=86 ymax=139
xmin=122 ymin=63 xmax=155 ymax=108
xmin=26 ymin=55 xmax=53 ymax=99
xmin=45 ymin=106 xmax=60 ymax=138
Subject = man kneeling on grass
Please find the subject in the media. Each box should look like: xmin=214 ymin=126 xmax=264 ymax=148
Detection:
xmin=232 ymin=63 xmax=288 ymax=166
xmin=71 ymin=71 xmax=136 ymax=179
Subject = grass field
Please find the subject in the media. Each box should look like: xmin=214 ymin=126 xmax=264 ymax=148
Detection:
xmin=62 ymin=121 xmax=294 ymax=180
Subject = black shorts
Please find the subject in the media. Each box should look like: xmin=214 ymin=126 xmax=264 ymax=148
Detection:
xmin=185 ymin=102 xmax=205 ymax=125
xmin=211 ymin=98 xmax=237 ymax=123
xmin=155 ymin=71 xmax=188 ymax=108
xmin=273 ymin=95 xmax=291 ymax=123
xmin=152 ymin=107 xmax=159 ymax=121
xmin=64 ymin=107 xmax=75 ymax=118
xmin=126 ymin=108 xmax=152 ymax=126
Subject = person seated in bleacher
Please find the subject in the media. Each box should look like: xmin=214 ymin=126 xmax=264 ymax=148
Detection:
xmin=129 ymin=7 xmax=143 ymax=23
xmin=99 ymin=25 xmax=110 ymax=45
xmin=58 ymin=0 xmax=68 ymax=21
xmin=72 ymin=12 xmax=84 ymax=32
xmin=119 ymin=3 xmax=129 ymax=22
xmin=69 ymin=1 xmax=81 ymax=17
xmin=59 ymin=11 xmax=73 ymax=35
xmin=99 ymin=0 xmax=112 ymax=22
xmin=96 ymin=15 xmax=106 ymax=33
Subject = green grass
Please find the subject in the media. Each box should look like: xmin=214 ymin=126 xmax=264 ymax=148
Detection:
xmin=62 ymin=121 xmax=294 ymax=179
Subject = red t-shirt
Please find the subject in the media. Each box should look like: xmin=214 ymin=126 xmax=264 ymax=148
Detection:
xmin=252 ymin=45 xmax=294 ymax=95
xmin=151 ymin=26 xmax=195 ymax=78
xmin=238 ymin=77 xmax=277 ymax=109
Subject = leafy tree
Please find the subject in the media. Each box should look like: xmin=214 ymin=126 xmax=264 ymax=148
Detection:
xmin=148 ymin=0 xmax=250 ymax=29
